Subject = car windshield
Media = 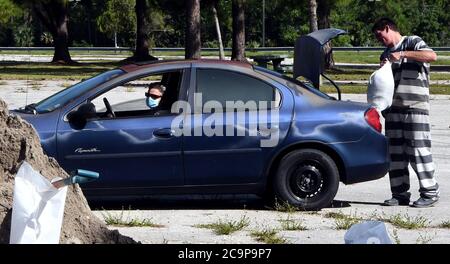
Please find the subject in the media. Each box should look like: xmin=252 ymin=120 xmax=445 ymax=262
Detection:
xmin=34 ymin=69 xmax=125 ymax=113
xmin=255 ymin=66 xmax=332 ymax=99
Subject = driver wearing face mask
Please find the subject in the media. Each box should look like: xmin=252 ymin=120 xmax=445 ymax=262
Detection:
xmin=145 ymin=82 xmax=166 ymax=109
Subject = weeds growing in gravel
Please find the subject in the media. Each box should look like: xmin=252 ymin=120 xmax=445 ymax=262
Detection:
xmin=195 ymin=215 xmax=250 ymax=235
xmin=439 ymin=221 xmax=450 ymax=228
xmin=379 ymin=213 xmax=430 ymax=229
xmin=324 ymin=211 xmax=362 ymax=230
xmin=250 ymin=228 xmax=287 ymax=244
xmin=102 ymin=210 xmax=164 ymax=227
xmin=279 ymin=216 xmax=308 ymax=231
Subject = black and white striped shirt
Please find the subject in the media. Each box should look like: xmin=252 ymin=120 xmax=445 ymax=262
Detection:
xmin=380 ymin=36 xmax=433 ymax=113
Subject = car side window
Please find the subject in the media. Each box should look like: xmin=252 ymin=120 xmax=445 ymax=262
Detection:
xmin=90 ymin=70 xmax=183 ymax=119
xmin=196 ymin=69 xmax=279 ymax=112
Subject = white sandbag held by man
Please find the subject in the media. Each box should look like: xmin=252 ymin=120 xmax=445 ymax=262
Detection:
xmin=367 ymin=61 xmax=394 ymax=112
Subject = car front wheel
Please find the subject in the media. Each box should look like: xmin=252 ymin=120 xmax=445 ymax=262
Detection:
xmin=274 ymin=149 xmax=339 ymax=210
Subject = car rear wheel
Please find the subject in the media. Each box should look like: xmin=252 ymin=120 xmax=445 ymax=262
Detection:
xmin=274 ymin=149 xmax=339 ymax=210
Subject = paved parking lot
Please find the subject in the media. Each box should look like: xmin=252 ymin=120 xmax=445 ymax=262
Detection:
xmin=1 ymin=81 xmax=449 ymax=244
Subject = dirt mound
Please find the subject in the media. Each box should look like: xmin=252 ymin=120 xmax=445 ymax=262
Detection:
xmin=0 ymin=99 xmax=136 ymax=244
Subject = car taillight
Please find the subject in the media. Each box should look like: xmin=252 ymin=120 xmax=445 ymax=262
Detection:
xmin=365 ymin=108 xmax=382 ymax=133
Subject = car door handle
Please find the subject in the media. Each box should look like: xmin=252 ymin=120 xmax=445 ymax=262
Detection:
xmin=153 ymin=128 xmax=175 ymax=139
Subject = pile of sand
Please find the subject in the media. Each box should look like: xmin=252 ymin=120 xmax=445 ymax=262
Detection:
xmin=0 ymin=99 xmax=136 ymax=244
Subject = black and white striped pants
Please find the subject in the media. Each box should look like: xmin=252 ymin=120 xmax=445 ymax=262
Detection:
xmin=385 ymin=110 xmax=439 ymax=198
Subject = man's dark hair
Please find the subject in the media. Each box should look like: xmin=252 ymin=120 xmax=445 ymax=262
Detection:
xmin=148 ymin=82 xmax=166 ymax=93
xmin=372 ymin=17 xmax=399 ymax=33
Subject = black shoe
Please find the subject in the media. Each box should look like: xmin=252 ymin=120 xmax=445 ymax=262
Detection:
xmin=383 ymin=197 xmax=410 ymax=206
xmin=412 ymin=196 xmax=439 ymax=208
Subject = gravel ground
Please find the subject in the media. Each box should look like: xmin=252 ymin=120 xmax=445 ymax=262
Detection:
xmin=1 ymin=81 xmax=450 ymax=244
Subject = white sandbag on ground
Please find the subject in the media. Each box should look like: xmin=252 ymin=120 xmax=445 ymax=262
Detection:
xmin=10 ymin=162 xmax=67 ymax=244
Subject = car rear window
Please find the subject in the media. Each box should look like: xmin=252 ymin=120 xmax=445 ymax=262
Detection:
xmin=255 ymin=67 xmax=332 ymax=100
xmin=196 ymin=69 xmax=278 ymax=111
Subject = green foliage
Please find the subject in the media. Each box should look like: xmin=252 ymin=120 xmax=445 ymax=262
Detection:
xmin=408 ymin=0 xmax=450 ymax=46
xmin=0 ymin=0 xmax=24 ymax=46
xmin=14 ymin=23 xmax=34 ymax=46
xmin=40 ymin=32 xmax=53 ymax=45
xmin=2 ymin=0 xmax=450 ymax=48
xmin=97 ymin=0 xmax=136 ymax=46
xmin=331 ymin=0 xmax=450 ymax=46
xmin=142 ymin=3 xmax=167 ymax=49
xmin=0 ymin=0 xmax=22 ymax=24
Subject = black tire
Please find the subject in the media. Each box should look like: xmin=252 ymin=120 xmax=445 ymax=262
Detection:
xmin=274 ymin=149 xmax=339 ymax=210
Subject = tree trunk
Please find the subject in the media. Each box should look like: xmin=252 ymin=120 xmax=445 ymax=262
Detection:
xmin=318 ymin=0 xmax=334 ymax=69
xmin=231 ymin=0 xmax=246 ymax=61
xmin=308 ymin=0 xmax=318 ymax=32
xmin=317 ymin=0 xmax=330 ymax=29
xmin=32 ymin=1 xmax=73 ymax=64
xmin=185 ymin=0 xmax=201 ymax=59
xmin=53 ymin=21 xmax=72 ymax=63
xmin=212 ymin=4 xmax=225 ymax=60
xmin=134 ymin=0 xmax=157 ymax=61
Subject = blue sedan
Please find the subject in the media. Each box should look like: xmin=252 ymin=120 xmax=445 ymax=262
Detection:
xmin=13 ymin=59 xmax=389 ymax=210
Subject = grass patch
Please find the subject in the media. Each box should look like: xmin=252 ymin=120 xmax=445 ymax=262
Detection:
xmin=195 ymin=215 xmax=250 ymax=235
xmin=319 ymin=84 xmax=450 ymax=95
xmin=30 ymin=81 xmax=41 ymax=90
xmin=61 ymin=82 xmax=73 ymax=88
xmin=390 ymin=229 xmax=401 ymax=244
xmin=0 ymin=49 xmax=134 ymax=56
xmin=324 ymin=211 xmax=348 ymax=219
xmin=273 ymin=199 xmax=299 ymax=213
xmin=416 ymin=232 xmax=435 ymax=244
xmin=1 ymin=55 xmax=449 ymax=95
xmin=439 ymin=221 xmax=450 ymax=228
xmin=325 ymin=68 xmax=450 ymax=81
xmin=125 ymin=86 xmax=136 ymax=92
xmin=250 ymin=228 xmax=287 ymax=244
xmin=102 ymin=210 xmax=164 ymax=228
xmin=333 ymin=217 xmax=361 ymax=230
xmin=379 ymin=213 xmax=430 ymax=229
xmin=429 ymin=85 xmax=450 ymax=94
xmin=333 ymin=51 xmax=381 ymax=64
xmin=333 ymin=50 xmax=450 ymax=65
xmin=1 ymin=49 xmax=448 ymax=63
xmin=0 ymin=61 xmax=121 ymax=80
xmin=324 ymin=211 xmax=362 ymax=230
xmin=279 ymin=216 xmax=308 ymax=231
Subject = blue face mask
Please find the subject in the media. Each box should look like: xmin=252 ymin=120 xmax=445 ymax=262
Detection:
xmin=146 ymin=97 xmax=160 ymax=108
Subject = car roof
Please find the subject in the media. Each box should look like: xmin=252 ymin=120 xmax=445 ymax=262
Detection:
xmin=119 ymin=59 xmax=254 ymax=73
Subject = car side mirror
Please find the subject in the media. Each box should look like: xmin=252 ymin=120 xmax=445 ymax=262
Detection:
xmin=67 ymin=102 xmax=96 ymax=129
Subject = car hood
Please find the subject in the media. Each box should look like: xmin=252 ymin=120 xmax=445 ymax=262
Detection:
xmin=11 ymin=109 xmax=60 ymax=135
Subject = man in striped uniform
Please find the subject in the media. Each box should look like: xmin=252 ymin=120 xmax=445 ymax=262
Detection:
xmin=372 ymin=18 xmax=439 ymax=208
